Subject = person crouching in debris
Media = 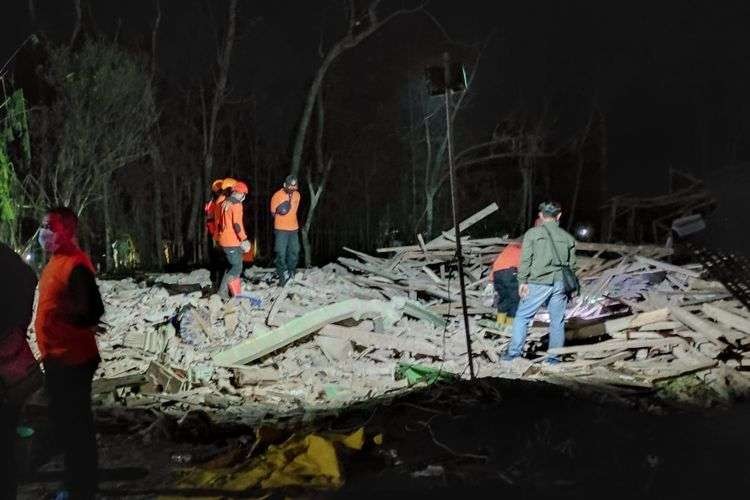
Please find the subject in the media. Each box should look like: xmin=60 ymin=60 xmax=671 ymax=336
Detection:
xmin=270 ymin=175 xmax=301 ymax=286
xmin=0 ymin=242 xmax=42 ymax=499
xmin=502 ymin=202 xmax=577 ymax=363
xmin=217 ymin=181 xmax=252 ymax=298
xmin=35 ymin=207 xmax=104 ymax=499
xmin=205 ymin=178 xmax=226 ymax=291
xmin=490 ymin=240 xmax=522 ymax=330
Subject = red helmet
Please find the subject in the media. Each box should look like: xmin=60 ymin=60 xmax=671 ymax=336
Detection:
xmin=233 ymin=182 xmax=249 ymax=194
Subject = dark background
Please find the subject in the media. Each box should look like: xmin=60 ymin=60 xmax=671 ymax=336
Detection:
xmin=2 ymin=0 xmax=749 ymax=261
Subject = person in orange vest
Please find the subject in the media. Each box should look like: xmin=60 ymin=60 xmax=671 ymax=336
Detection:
xmin=205 ymin=178 xmax=225 ymax=290
xmin=490 ymin=241 xmax=522 ymax=329
xmin=270 ymin=175 xmax=301 ymax=286
xmin=35 ymin=207 xmax=104 ymax=499
xmin=217 ymin=181 xmax=252 ymax=298
xmin=0 ymin=242 xmax=40 ymax=499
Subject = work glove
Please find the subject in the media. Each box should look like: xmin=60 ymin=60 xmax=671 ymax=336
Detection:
xmin=240 ymin=240 xmax=252 ymax=253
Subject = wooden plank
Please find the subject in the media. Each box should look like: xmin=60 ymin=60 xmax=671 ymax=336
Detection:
xmin=338 ymin=257 xmax=402 ymax=281
xmin=635 ymin=255 xmax=701 ymax=278
xmin=319 ymin=324 xmax=443 ymax=358
xmin=342 ymin=246 xmax=386 ymax=264
xmin=421 ymin=266 xmax=443 ymax=284
xmin=92 ymin=373 xmax=147 ymax=394
xmin=701 ymin=303 xmax=750 ymax=335
xmin=213 ymin=299 xmax=403 ymax=366
xmin=668 ymin=306 xmax=735 ymax=347
xmin=424 ymin=202 xmax=499 ymax=248
xmin=547 ymin=337 xmax=688 ymax=356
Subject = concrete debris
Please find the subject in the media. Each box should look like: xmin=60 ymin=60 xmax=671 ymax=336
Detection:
xmin=33 ymin=206 xmax=749 ymax=422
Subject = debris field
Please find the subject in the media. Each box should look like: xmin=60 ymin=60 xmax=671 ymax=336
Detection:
xmin=28 ymin=204 xmax=750 ymax=423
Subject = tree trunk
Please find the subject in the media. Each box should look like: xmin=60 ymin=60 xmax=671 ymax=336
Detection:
xmin=290 ymin=1 xmax=423 ymax=178
xmin=201 ymin=0 xmax=237 ymax=262
xmin=425 ymin=189 xmax=435 ymax=238
xmin=101 ymin=173 xmax=113 ymax=271
xmin=151 ymin=141 xmax=164 ymax=268
xmin=71 ymin=0 xmax=82 ymax=46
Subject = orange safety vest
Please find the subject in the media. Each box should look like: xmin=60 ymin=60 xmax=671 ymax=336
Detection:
xmin=204 ymin=200 xmax=217 ymax=238
xmin=491 ymin=244 xmax=522 ymax=277
xmin=35 ymin=248 xmax=99 ymax=365
xmin=270 ymin=189 xmax=301 ymax=231
xmin=217 ymin=198 xmax=247 ymax=247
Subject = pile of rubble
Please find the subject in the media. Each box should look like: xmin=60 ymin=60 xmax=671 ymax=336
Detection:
xmin=37 ymin=204 xmax=750 ymax=423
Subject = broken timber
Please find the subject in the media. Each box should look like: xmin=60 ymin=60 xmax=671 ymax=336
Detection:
xmin=213 ymin=299 xmax=405 ymax=366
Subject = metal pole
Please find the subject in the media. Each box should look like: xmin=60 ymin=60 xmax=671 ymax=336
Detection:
xmin=443 ymin=52 xmax=475 ymax=379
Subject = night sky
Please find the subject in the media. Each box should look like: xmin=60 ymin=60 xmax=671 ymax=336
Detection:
xmin=3 ymin=0 xmax=750 ymax=249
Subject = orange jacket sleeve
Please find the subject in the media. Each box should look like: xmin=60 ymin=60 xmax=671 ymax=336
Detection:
xmin=270 ymin=190 xmax=282 ymax=215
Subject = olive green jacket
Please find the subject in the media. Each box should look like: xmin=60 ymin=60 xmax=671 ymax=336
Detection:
xmin=517 ymin=221 xmax=577 ymax=285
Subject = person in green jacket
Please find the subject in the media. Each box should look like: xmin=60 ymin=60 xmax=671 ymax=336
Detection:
xmin=502 ymin=201 xmax=577 ymax=363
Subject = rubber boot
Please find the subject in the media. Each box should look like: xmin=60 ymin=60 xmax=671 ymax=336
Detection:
xmin=496 ymin=312 xmax=507 ymax=328
xmin=228 ymin=277 xmax=242 ymax=297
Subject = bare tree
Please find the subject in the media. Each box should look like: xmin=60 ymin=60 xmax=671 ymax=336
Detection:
xmin=301 ymin=95 xmax=334 ymax=267
xmin=289 ymin=0 xmax=427 ymax=178
xmin=200 ymin=0 xmax=238 ymax=257
xmin=150 ymin=0 xmax=165 ymax=267
xmin=41 ymin=41 xmax=157 ymax=269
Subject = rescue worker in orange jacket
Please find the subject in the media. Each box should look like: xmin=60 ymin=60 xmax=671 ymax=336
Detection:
xmin=205 ymin=179 xmax=226 ymax=290
xmin=217 ymin=181 xmax=252 ymax=298
xmin=490 ymin=241 xmax=522 ymax=329
xmin=35 ymin=207 xmax=104 ymax=499
xmin=270 ymin=175 xmax=301 ymax=286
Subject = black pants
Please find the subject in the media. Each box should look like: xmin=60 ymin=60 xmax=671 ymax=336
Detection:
xmin=0 ymin=402 xmax=20 ymax=499
xmin=493 ymin=268 xmax=520 ymax=316
xmin=274 ymin=230 xmax=300 ymax=282
xmin=208 ymin=242 xmax=227 ymax=291
xmin=218 ymin=246 xmax=243 ymax=297
xmin=44 ymin=358 xmax=99 ymax=498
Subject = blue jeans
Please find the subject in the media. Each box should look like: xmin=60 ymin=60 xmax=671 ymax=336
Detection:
xmin=508 ymin=281 xmax=568 ymax=359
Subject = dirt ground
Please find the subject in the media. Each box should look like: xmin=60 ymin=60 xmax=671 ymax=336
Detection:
xmin=17 ymin=377 xmax=750 ymax=499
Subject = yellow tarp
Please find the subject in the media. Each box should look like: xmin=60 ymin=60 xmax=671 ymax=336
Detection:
xmin=173 ymin=427 xmax=369 ymax=493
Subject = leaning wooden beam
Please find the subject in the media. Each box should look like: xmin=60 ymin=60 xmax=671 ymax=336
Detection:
xmin=213 ymin=299 xmax=403 ymax=366
xmin=319 ymin=324 xmax=443 ymax=358
xmin=424 ymin=202 xmax=499 ymax=248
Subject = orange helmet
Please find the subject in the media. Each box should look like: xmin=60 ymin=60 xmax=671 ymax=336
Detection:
xmin=233 ymin=182 xmax=249 ymax=194
xmin=221 ymin=178 xmax=237 ymax=190
xmin=211 ymin=179 xmax=223 ymax=192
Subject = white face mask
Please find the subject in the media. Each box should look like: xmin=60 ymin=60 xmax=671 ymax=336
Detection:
xmin=38 ymin=227 xmax=59 ymax=253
